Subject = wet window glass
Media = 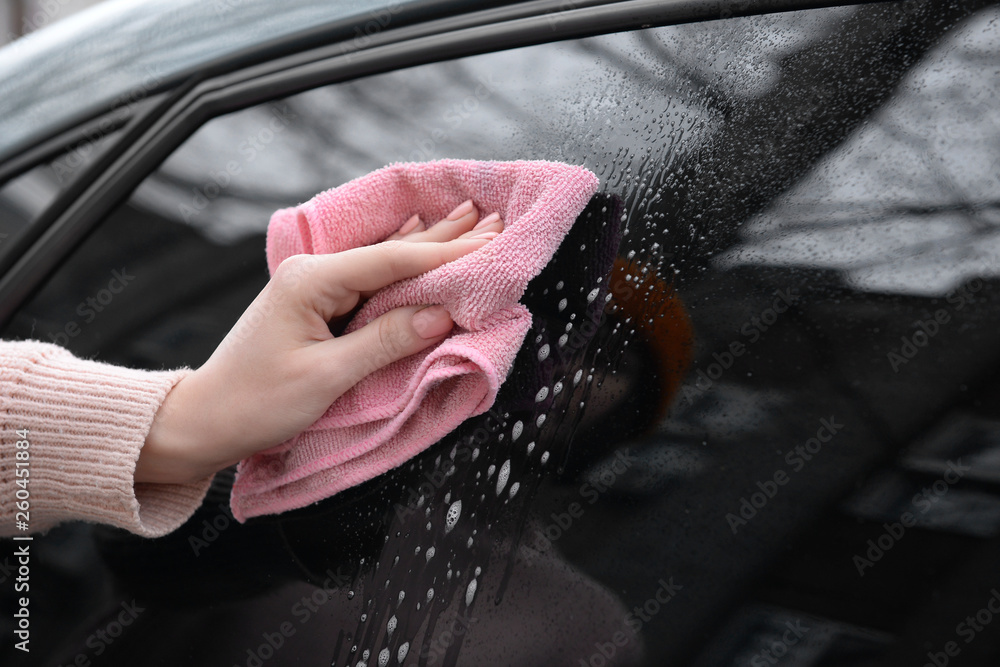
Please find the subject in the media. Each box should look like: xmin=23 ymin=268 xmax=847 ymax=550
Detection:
xmin=5 ymin=3 xmax=1000 ymax=665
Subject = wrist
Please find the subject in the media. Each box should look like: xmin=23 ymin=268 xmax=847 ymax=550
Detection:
xmin=137 ymin=370 xmax=227 ymax=484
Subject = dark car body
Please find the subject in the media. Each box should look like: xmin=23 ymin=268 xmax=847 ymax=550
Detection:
xmin=2 ymin=0 xmax=1000 ymax=665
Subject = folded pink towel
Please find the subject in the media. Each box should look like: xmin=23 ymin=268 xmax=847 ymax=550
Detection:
xmin=230 ymin=159 xmax=600 ymax=521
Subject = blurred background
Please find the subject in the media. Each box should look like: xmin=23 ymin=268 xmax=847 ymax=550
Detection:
xmin=2 ymin=1 xmax=1000 ymax=664
xmin=0 ymin=0 xmax=104 ymax=46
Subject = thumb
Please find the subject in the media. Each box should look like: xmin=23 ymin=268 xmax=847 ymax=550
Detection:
xmin=317 ymin=304 xmax=454 ymax=396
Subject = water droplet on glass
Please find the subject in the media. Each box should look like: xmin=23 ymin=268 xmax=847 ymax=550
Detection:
xmin=487 ymin=464 xmax=496 ymax=478
xmin=573 ymin=369 xmax=583 ymax=385
xmin=426 ymin=546 xmax=436 ymax=561
xmin=558 ymin=298 xmax=568 ymax=312
xmin=427 ymin=587 xmax=435 ymax=601
xmin=538 ymin=344 xmax=550 ymax=361
xmin=536 ymin=414 xmax=546 ymax=428
xmin=445 ymin=500 xmax=462 ymax=533
xmin=535 ymin=387 xmax=549 ymax=402
xmin=541 ymin=452 xmax=550 ymax=465
xmin=509 ymin=482 xmax=520 ymax=497
xmin=556 ymin=280 xmax=564 ymax=290
xmin=378 ymin=647 xmax=390 ymax=667
xmin=466 ymin=579 xmax=478 ymax=606
xmin=527 ymin=441 xmax=535 ymax=454
xmin=512 ymin=421 xmax=523 ymax=441
xmin=398 ymin=643 xmax=410 ymax=663
xmin=558 ymin=334 xmax=568 ymax=347
xmin=398 ymin=590 xmax=405 ymax=604
xmin=496 ymin=459 xmax=510 ymax=495
xmin=387 ymin=615 xmax=397 ymax=637
xmin=586 ymin=288 xmax=600 ymax=303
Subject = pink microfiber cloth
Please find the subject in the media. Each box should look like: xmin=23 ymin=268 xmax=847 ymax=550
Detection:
xmin=230 ymin=159 xmax=600 ymax=521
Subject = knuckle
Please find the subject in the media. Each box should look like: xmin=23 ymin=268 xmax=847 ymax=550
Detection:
xmin=371 ymin=313 xmax=415 ymax=364
xmin=372 ymin=240 xmax=409 ymax=275
xmin=272 ymin=254 xmax=316 ymax=289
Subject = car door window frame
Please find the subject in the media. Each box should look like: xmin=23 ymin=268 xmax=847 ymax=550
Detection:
xmin=0 ymin=0 xmax=885 ymax=326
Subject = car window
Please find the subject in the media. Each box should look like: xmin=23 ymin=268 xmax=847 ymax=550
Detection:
xmin=4 ymin=3 xmax=1000 ymax=665
xmin=0 ymin=129 xmax=119 ymax=257
xmin=0 ymin=0 xmax=448 ymax=160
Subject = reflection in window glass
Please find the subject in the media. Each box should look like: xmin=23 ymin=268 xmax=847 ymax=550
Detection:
xmin=0 ymin=130 xmax=118 ymax=250
xmin=718 ymin=8 xmax=1000 ymax=296
xmin=8 ymin=3 xmax=1000 ymax=665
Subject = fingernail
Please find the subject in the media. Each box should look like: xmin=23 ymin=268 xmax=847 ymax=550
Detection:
xmin=399 ymin=215 xmax=421 ymax=235
xmin=468 ymin=231 xmax=499 ymax=241
xmin=473 ymin=212 xmax=501 ymax=230
xmin=446 ymin=200 xmax=474 ymax=221
xmin=412 ymin=305 xmax=453 ymax=339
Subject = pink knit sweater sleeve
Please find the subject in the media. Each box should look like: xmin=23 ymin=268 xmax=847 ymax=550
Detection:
xmin=0 ymin=340 xmax=214 ymax=538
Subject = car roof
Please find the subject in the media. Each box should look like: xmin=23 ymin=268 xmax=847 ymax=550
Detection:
xmin=0 ymin=0 xmax=523 ymax=161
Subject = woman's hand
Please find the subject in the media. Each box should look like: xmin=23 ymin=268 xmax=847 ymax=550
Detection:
xmin=136 ymin=201 xmax=504 ymax=485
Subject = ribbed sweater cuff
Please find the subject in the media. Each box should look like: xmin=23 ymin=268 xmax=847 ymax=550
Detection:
xmin=0 ymin=340 xmax=213 ymax=538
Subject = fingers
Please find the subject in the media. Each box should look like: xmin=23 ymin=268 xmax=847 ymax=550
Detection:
xmin=388 ymin=200 xmax=506 ymax=244
xmin=385 ymin=214 xmax=425 ymax=241
xmin=399 ymin=214 xmax=422 ymax=235
xmin=402 ymin=200 xmax=479 ymax=242
xmin=285 ymin=200 xmax=505 ymax=321
xmin=300 ymin=236 xmax=493 ymax=320
xmin=313 ymin=304 xmax=454 ymax=396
